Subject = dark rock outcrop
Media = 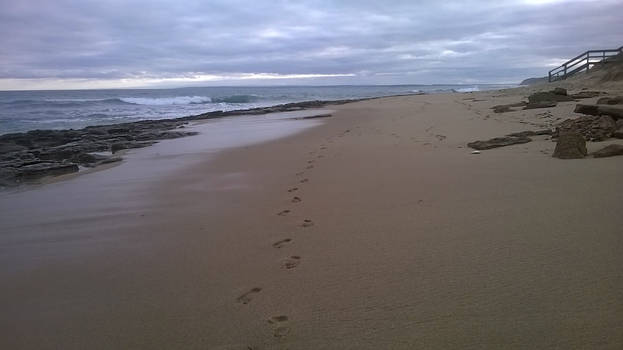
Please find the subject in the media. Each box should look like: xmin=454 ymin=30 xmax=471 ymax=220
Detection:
xmin=528 ymin=91 xmax=575 ymax=104
xmin=592 ymin=144 xmax=623 ymax=158
xmin=555 ymin=115 xmax=617 ymax=142
xmin=553 ymin=132 xmax=587 ymax=159
xmin=574 ymin=104 xmax=600 ymax=116
xmin=17 ymin=162 xmax=79 ymax=179
xmin=597 ymin=96 xmax=623 ymax=105
xmin=569 ymin=91 xmax=604 ymax=99
xmin=614 ymin=120 xmax=623 ymax=139
xmin=524 ymin=101 xmax=558 ymax=110
xmin=507 ymin=129 xmax=553 ymax=138
xmin=574 ymin=104 xmax=623 ymax=120
xmin=552 ymin=87 xmax=567 ymax=96
xmin=467 ymin=136 xmax=532 ymax=150
xmin=491 ymin=101 xmax=527 ymax=113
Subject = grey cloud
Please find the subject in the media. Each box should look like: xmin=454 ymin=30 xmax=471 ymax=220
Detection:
xmin=0 ymin=0 xmax=622 ymax=87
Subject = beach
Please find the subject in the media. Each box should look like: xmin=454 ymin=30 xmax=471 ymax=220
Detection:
xmin=1 ymin=87 xmax=623 ymax=349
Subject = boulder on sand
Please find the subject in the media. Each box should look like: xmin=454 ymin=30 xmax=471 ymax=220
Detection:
xmin=523 ymin=101 xmax=558 ymax=110
xmin=528 ymin=91 xmax=575 ymax=104
xmin=555 ymin=115 xmax=617 ymax=142
xmin=506 ymin=129 xmax=552 ymax=137
xmin=592 ymin=144 xmax=623 ymax=158
xmin=574 ymin=104 xmax=623 ymax=120
xmin=596 ymin=96 xmax=623 ymax=105
xmin=552 ymin=87 xmax=567 ymax=96
xmin=552 ymin=132 xmax=587 ymax=159
xmin=491 ymin=101 xmax=527 ymax=113
xmin=467 ymin=136 xmax=531 ymax=150
xmin=569 ymin=91 xmax=604 ymax=99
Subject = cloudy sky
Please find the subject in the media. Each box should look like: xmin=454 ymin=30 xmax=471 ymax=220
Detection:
xmin=0 ymin=0 xmax=622 ymax=90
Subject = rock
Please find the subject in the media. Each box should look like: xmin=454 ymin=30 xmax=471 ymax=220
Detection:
xmin=552 ymin=132 xmax=587 ymax=159
xmin=555 ymin=115 xmax=616 ymax=141
xmin=492 ymin=105 xmax=511 ymax=113
xmin=111 ymin=141 xmax=155 ymax=154
xmin=596 ymin=106 xmax=623 ymax=120
xmin=467 ymin=136 xmax=532 ymax=150
xmin=0 ymin=168 xmax=18 ymax=186
xmin=70 ymin=153 xmax=98 ymax=164
xmin=613 ymin=120 xmax=623 ymax=139
xmin=574 ymin=104 xmax=623 ymax=120
xmin=99 ymin=157 xmax=123 ymax=164
xmin=17 ymin=162 xmax=79 ymax=179
xmin=107 ymin=127 xmax=131 ymax=134
xmin=592 ymin=144 xmax=623 ymax=158
xmin=569 ymin=91 xmax=604 ymax=99
xmin=597 ymin=96 xmax=623 ymax=105
xmin=524 ymin=101 xmax=558 ymax=110
xmin=527 ymin=91 xmax=574 ymax=104
xmin=0 ymin=142 xmax=27 ymax=153
xmin=574 ymin=104 xmax=600 ymax=115
xmin=552 ymin=87 xmax=567 ymax=96
xmin=491 ymin=101 xmax=526 ymax=113
xmin=507 ymin=129 xmax=553 ymax=137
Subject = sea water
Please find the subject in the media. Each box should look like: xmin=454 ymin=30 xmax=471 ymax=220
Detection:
xmin=0 ymin=85 xmax=515 ymax=135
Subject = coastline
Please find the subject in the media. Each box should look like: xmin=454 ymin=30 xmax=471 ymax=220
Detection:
xmin=0 ymin=94 xmax=413 ymax=188
xmin=1 ymin=88 xmax=623 ymax=348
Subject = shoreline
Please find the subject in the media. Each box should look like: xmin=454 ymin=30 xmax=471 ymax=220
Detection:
xmin=0 ymin=94 xmax=423 ymax=188
xmin=1 ymin=88 xmax=623 ymax=348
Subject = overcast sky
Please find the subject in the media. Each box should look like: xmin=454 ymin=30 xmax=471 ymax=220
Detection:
xmin=0 ymin=0 xmax=622 ymax=90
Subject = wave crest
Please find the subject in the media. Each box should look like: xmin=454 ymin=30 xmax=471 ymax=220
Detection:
xmin=120 ymin=96 xmax=212 ymax=105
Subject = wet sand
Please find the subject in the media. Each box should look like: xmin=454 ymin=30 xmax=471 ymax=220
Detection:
xmin=1 ymin=92 xmax=623 ymax=349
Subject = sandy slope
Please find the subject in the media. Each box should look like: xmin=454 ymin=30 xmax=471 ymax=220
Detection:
xmin=1 ymin=90 xmax=623 ymax=349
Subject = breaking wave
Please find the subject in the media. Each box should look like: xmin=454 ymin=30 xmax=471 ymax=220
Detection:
xmin=452 ymin=86 xmax=480 ymax=93
xmin=120 ymin=96 xmax=213 ymax=105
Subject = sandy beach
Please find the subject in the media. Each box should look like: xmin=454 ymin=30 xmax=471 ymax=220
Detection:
xmin=1 ymin=86 xmax=623 ymax=349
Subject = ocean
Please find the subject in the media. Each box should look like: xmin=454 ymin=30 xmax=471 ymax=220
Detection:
xmin=0 ymin=84 xmax=514 ymax=135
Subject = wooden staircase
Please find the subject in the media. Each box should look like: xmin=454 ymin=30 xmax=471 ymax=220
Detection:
xmin=548 ymin=46 xmax=623 ymax=82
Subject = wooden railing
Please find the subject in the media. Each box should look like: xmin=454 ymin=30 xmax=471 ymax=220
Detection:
xmin=548 ymin=46 xmax=623 ymax=82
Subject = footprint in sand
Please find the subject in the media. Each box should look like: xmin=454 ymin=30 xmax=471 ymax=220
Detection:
xmin=272 ymin=238 xmax=292 ymax=248
xmin=300 ymin=178 xmax=309 ymax=183
xmin=236 ymin=287 xmax=262 ymax=304
xmin=268 ymin=315 xmax=290 ymax=338
xmin=317 ymin=155 xmax=324 ymax=158
xmin=435 ymin=134 xmax=447 ymax=141
xmin=301 ymin=219 xmax=314 ymax=227
xmin=306 ymin=165 xmax=314 ymax=169
xmin=282 ymin=256 xmax=301 ymax=269
xmin=288 ymin=187 xmax=298 ymax=193
xmin=291 ymin=196 xmax=301 ymax=203
xmin=307 ymin=160 xmax=314 ymax=164
xmin=277 ymin=210 xmax=291 ymax=216
xmin=295 ymin=171 xmax=305 ymax=176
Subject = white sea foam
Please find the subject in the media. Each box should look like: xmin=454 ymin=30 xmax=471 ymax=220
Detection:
xmin=120 ymin=96 xmax=213 ymax=105
xmin=454 ymin=86 xmax=480 ymax=93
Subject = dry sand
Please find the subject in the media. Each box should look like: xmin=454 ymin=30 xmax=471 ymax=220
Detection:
xmin=1 ymin=87 xmax=623 ymax=349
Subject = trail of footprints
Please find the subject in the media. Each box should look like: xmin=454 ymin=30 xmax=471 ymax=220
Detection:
xmin=237 ymin=131 xmax=348 ymax=341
